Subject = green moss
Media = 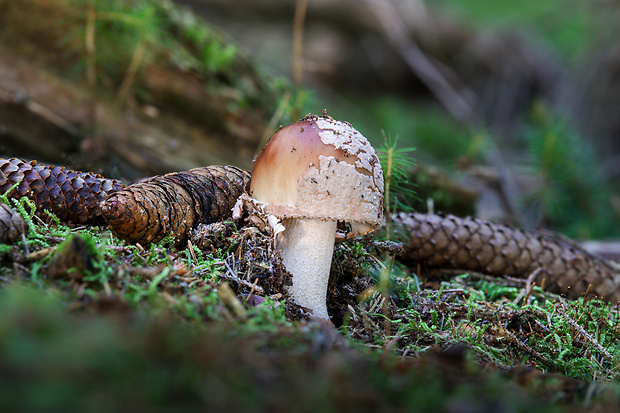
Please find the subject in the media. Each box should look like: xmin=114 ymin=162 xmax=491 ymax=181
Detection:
xmin=0 ymin=284 xmax=597 ymax=412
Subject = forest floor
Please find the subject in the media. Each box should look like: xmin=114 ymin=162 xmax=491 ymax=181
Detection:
xmin=0 ymin=204 xmax=618 ymax=412
xmin=1 ymin=0 xmax=619 ymax=411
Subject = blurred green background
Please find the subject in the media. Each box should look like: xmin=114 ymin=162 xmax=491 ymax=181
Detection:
xmin=2 ymin=0 xmax=620 ymax=238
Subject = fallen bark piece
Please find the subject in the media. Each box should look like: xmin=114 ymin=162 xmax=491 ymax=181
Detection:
xmin=101 ymin=166 xmax=250 ymax=246
xmin=0 ymin=203 xmax=27 ymax=244
xmin=394 ymin=212 xmax=620 ymax=302
xmin=0 ymin=158 xmax=124 ymax=225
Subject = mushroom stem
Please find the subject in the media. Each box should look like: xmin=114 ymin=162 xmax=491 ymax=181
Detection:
xmin=277 ymin=218 xmax=337 ymax=320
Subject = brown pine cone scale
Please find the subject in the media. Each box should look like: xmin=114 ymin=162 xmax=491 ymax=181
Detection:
xmin=394 ymin=212 xmax=620 ymax=302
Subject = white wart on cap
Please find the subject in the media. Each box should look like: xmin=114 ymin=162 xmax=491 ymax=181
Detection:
xmin=249 ymin=111 xmax=384 ymax=320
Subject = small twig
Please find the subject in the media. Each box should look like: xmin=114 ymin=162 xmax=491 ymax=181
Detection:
xmin=0 ymin=87 xmax=79 ymax=136
xmin=236 ymin=228 xmax=251 ymax=259
xmin=513 ymin=268 xmax=541 ymax=306
xmin=21 ymin=232 xmax=30 ymax=255
xmin=364 ymin=0 xmax=477 ymax=123
xmin=117 ymin=35 xmax=146 ymax=105
xmin=223 ymin=255 xmax=236 ymax=276
xmin=503 ymin=275 xmax=529 ymax=285
xmin=501 ymin=326 xmax=551 ymax=367
xmin=187 ymin=239 xmax=198 ymax=268
xmin=220 ymin=256 xmax=265 ymax=293
xmin=103 ymin=244 xmax=136 ymax=252
xmin=245 ymin=277 xmax=260 ymax=302
xmin=290 ymin=0 xmax=308 ymax=121
xmin=85 ymin=1 xmax=97 ymax=88
xmin=24 ymin=247 xmax=56 ymax=262
xmin=44 ymin=235 xmax=66 ymax=244
xmin=256 ymin=91 xmax=291 ymax=153
xmin=291 ymin=0 xmax=308 ymax=86
xmin=382 ymin=331 xmax=402 ymax=356
xmin=423 ymin=288 xmax=465 ymax=296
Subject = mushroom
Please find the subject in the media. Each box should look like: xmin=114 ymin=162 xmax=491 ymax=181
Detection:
xmin=249 ymin=111 xmax=384 ymax=320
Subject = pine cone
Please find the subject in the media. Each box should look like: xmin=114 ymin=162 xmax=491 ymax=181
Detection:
xmin=101 ymin=165 xmax=250 ymax=246
xmin=0 ymin=158 xmax=124 ymax=225
xmin=394 ymin=212 xmax=620 ymax=302
xmin=0 ymin=203 xmax=27 ymax=244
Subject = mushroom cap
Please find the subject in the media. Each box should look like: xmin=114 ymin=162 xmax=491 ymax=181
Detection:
xmin=250 ymin=112 xmax=384 ymax=238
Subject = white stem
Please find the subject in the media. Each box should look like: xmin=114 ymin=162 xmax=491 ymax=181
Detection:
xmin=277 ymin=218 xmax=337 ymax=320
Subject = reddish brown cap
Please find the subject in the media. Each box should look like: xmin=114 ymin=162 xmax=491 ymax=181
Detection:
xmin=250 ymin=112 xmax=384 ymax=238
